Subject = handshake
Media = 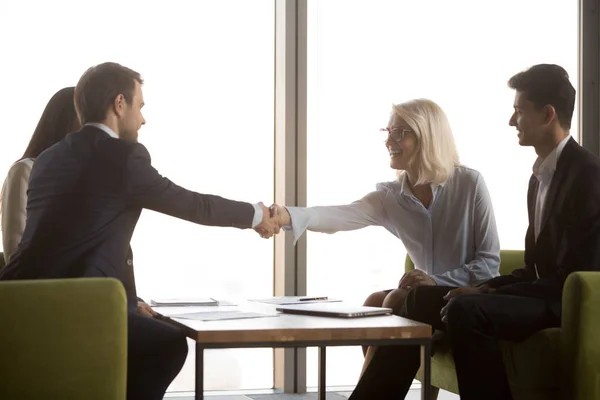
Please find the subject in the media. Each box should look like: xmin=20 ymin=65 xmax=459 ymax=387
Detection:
xmin=254 ymin=203 xmax=291 ymax=238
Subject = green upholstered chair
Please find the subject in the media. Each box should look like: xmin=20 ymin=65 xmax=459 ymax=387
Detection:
xmin=406 ymin=250 xmax=600 ymax=400
xmin=0 ymin=274 xmax=128 ymax=399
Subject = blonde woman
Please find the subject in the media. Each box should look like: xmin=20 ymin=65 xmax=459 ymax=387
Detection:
xmin=270 ymin=98 xmax=500 ymax=373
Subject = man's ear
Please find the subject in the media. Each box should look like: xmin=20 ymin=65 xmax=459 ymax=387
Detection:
xmin=113 ymin=94 xmax=126 ymax=118
xmin=543 ymin=104 xmax=557 ymax=125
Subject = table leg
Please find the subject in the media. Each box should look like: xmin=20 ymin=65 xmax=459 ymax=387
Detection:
xmin=421 ymin=340 xmax=431 ymax=400
xmin=318 ymin=346 xmax=326 ymax=400
xmin=196 ymin=344 xmax=204 ymax=400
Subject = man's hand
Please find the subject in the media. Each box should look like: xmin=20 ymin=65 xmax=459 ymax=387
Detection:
xmin=443 ymin=286 xmax=484 ymax=301
xmin=269 ymin=203 xmax=291 ymax=227
xmin=137 ymin=301 xmax=156 ymax=317
xmin=254 ymin=202 xmax=281 ymax=238
xmin=440 ymin=286 xmax=489 ymax=323
xmin=398 ymin=270 xmax=436 ymax=290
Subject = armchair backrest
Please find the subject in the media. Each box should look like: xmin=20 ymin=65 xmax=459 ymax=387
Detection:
xmin=0 ymin=277 xmax=127 ymax=399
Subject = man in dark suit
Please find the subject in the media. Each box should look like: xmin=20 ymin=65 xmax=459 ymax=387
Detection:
xmin=0 ymin=62 xmax=280 ymax=400
xmin=348 ymin=64 xmax=600 ymax=400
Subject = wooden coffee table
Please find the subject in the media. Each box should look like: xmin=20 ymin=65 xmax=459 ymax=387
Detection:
xmin=157 ymin=305 xmax=432 ymax=400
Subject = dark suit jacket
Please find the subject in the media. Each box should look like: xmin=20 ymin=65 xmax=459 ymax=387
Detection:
xmin=484 ymin=138 xmax=600 ymax=317
xmin=0 ymin=126 xmax=255 ymax=309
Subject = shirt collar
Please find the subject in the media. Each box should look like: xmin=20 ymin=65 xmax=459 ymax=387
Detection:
xmin=398 ymin=172 xmax=444 ymax=197
xmin=532 ymin=135 xmax=570 ymax=179
xmin=85 ymin=123 xmax=119 ymax=139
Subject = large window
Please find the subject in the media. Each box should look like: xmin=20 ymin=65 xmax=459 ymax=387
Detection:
xmin=305 ymin=0 xmax=578 ymax=388
xmin=2 ymin=0 xmax=587 ymax=395
xmin=0 ymin=0 xmax=275 ymax=392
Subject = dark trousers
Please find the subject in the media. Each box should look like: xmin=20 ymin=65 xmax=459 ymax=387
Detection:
xmin=349 ymin=285 xmax=560 ymax=400
xmin=127 ymin=312 xmax=188 ymax=400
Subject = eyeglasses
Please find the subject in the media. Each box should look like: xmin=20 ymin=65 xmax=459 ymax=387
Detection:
xmin=380 ymin=126 xmax=412 ymax=142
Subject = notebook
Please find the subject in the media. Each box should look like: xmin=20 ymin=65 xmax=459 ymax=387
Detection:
xmin=276 ymin=303 xmax=392 ymax=318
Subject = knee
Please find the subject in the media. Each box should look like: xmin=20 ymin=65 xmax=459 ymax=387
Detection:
xmin=446 ymin=295 xmax=480 ymax=331
xmin=170 ymin=332 xmax=188 ymax=370
xmin=382 ymin=289 xmax=408 ymax=315
xmin=363 ymin=291 xmax=386 ymax=307
xmin=401 ymin=286 xmax=430 ymax=320
xmin=157 ymin=327 xmax=188 ymax=372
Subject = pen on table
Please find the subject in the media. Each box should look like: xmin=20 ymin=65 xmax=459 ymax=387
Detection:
xmin=299 ymin=297 xmax=328 ymax=301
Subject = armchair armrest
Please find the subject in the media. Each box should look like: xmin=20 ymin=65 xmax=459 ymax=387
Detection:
xmin=561 ymin=272 xmax=600 ymax=400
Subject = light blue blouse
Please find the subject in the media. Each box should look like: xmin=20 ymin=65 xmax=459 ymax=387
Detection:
xmin=286 ymin=166 xmax=500 ymax=287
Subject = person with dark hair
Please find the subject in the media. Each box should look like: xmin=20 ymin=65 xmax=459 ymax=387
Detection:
xmin=0 ymin=84 xmax=160 ymax=318
xmin=507 ymin=63 xmax=575 ymax=130
xmin=1 ymin=86 xmax=80 ymax=263
xmin=346 ymin=63 xmax=600 ymax=400
xmin=0 ymin=61 xmax=280 ymax=400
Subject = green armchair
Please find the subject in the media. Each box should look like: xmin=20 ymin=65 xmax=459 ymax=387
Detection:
xmin=406 ymin=250 xmax=600 ymax=400
xmin=0 ymin=270 xmax=128 ymax=399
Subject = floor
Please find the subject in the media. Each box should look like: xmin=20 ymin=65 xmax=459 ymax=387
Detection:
xmin=165 ymin=388 xmax=459 ymax=399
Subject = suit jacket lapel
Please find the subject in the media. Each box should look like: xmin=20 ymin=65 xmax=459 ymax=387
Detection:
xmin=525 ymin=174 xmax=538 ymax=259
xmin=539 ymin=138 xmax=576 ymax=233
xmin=527 ymin=174 xmax=538 ymax=228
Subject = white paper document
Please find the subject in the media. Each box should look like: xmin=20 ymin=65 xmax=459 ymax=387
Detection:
xmin=169 ymin=310 xmax=278 ymax=321
xmin=150 ymin=298 xmax=218 ymax=307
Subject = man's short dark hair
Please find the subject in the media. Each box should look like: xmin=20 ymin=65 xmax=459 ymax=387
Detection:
xmin=508 ymin=64 xmax=576 ymax=129
xmin=74 ymin=62 xmax=143 ymax=125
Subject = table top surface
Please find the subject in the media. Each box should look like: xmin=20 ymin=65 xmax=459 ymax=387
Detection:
xmin=154 ymin=301 xmax=431 ymax=345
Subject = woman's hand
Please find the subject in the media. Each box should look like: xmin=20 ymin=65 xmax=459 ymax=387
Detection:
xmin=398 ymin=270 xmax=436 ymax=290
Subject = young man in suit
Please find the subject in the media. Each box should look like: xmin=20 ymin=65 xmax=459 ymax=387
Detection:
xmin=347 ymin=64 xmax=600 ymax=400
xmin=0 ymin=62 xmax=280 ymax=400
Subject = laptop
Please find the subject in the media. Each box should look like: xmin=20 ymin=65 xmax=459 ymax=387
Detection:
xmin=276 ymin=303 xmax=392 ymax=318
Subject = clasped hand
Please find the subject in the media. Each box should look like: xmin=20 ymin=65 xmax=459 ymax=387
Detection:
xmin=254 ymin=203 xmax=291 ymax=238
xmin=439 ymin=286 xmax=490 ymax=323
xmin=397 ymin=271 xmax=491 ymax=323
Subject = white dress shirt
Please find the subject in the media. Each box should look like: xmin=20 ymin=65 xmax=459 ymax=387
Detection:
xmin=84 ymin=123 xmax=264 ymax=227
xmin=532 ymin=135 xmax=571 ymax=241
xmin=531 ymin=135 xmax=570 ymax=279
xmin=285 ymin=166 xmax=501 ymax=287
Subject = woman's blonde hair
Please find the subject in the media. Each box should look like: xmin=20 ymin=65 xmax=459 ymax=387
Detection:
xmin=391 ymin=99 xmax=460 ymax=186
